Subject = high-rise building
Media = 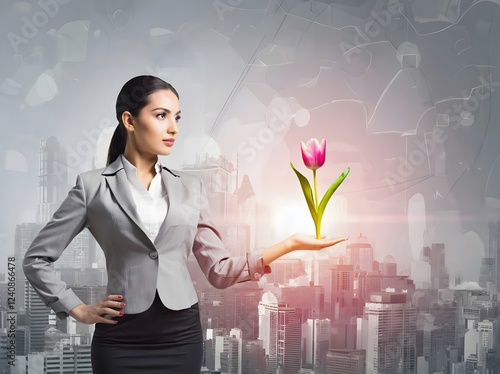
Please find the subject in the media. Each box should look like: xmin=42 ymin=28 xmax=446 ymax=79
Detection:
xmin=362 ymin=272 xmax=415 ymax=301
xmin=0 ymin=329 xmax=11 ymax=373
xmin=345 ymin=234 xmax=373 ymax=272
xmin=242 ymin=340 xmax=266 ymax=374
xmin=417 ymin=317 xmax=445 ymax=374
xmin=200 ymin=289 xmax=226 ymax=332
xmin=489 ymin=219 xmax=500 ymax=294
xmin=45 ymin=343 xmax=92 ymax=373
xmin=234 ymin=173 xmax=258 ymax=252
xmin=325 ymin=348 xmax=365 ymax=374
xmin=220 ymin=328 xmax=243 ymax=374
xmin=25 ymin=279 xmax=50 ymax=353
xmin=479 ymin=257 xmax=495 ymax=290
xmin=380 ymin=255 xmax=397 ymax=276
xmin=36 ymin=136 xmax=98 ymax=270
xmin=331 ymin=265 xmax=355 ymax=321
xmin=312 ymin=255 xmax=342 ymax=318
xmin=464 ymin=319 xmax=494 ymax=371
xmin=16 ymin=325 xmax=30 ymax=356
xmin=302 ymin=318 xmax=331 ymax=373
xmin=279 ymin=285 xmax=324 ymax=322
xmin=454 ymin=286 xmax=489 ymax=349
xmin=258 ymin=291 xmax=301 ymax=373
xmin=330 ymin=265 xmax=357 ymax=349
xmin=358 ymin=292 xmax=417 ymax=374
xmin=14 ymin=222 xmax=42 ymax=310
xmin=205 ymin=328 xmax=226 ymax=371
xmin=37 ymin=136 xmax=69 ymax=224
xmin=224 ymin=284 xmax=262 ymax=340
xmin=423 ymin=243 xmax=449 ymax=289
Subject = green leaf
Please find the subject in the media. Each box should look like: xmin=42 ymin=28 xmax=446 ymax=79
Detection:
xmin=316 ymin=166 xmax=350 ymax=225
xmin=290 ymin=162 xmax=317 ymax=222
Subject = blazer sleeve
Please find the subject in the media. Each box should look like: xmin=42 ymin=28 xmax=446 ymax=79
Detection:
xmin=22 ymin=174 xmax=88 ymax=320
xmin=192 ymin=179 xmax=271 ymax=289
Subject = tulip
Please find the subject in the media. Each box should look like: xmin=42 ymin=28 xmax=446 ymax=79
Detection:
xmin=291 ymin=138 xmax=349 ymax=239
xmin=301 ymin=138 xmax=326 ymax=171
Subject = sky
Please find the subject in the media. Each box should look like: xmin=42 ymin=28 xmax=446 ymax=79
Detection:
xmin=1 ymin=0 xmax=500 ymax=283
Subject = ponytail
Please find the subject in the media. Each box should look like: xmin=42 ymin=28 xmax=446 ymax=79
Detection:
xmin=106 ymin=123 xmax=127 ymax=166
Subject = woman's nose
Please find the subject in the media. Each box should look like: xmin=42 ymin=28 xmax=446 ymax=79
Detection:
xmin=167 ymin=120 xmax=178 ymax=134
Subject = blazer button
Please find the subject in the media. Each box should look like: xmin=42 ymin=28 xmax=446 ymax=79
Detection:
xmin=149 ymin=251 xmax=158 ymax=260
xmin=254 ymin=272 xmax=261 ymax=279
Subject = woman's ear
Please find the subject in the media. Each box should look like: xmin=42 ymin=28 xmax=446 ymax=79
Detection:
xmin=122 ymin=111 xmax=136 ymax=132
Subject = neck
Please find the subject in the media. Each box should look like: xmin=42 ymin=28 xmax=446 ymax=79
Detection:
xmin=123 ymin=147 xmax=158 ymax=175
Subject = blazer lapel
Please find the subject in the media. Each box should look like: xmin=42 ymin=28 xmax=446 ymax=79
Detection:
xmin=154 ymin=166 xmax=181 ymax=246
xmin=102 ymin=157 xmax=150 ymax=241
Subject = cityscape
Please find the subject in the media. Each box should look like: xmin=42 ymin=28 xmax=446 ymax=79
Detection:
xmin=0 ymin=136 xmax=498 ymax=374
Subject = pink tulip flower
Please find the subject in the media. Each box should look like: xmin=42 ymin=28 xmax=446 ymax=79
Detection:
xmin=291 ymin=137 xmax=349 ymax=239
xmin=301 ymin=138 xmax=326 ymax=171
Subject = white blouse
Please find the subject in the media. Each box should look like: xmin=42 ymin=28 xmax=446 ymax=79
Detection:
xmin=120 ymin=154 xmax=168 ymax=241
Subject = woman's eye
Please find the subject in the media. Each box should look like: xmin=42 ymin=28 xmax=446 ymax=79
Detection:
xmin=157 ymin=112 xmax=166 ymax=119
xmin=175 ymin=115 xmax=181 ymax=122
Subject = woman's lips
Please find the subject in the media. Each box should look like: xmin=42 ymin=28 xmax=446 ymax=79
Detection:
xmin=163 ymin=139 xmax=175 ymax=146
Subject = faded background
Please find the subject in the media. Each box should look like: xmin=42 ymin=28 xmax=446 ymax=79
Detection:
xmin=1 ymin=0 xmax=500 ymax=292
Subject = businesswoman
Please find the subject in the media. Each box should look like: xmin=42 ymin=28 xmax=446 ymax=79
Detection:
xmin=23 ymin=75 xmax=348 ymax=373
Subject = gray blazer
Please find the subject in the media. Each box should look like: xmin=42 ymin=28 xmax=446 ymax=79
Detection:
xmin=23 ymin=156 xmax=270 ymax=320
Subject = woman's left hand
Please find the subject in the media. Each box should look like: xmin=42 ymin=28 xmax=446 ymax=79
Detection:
xmin=287 ymin=233 xmax=348 ymax=252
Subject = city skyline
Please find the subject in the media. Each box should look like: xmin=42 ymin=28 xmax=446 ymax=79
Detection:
xmin=2 ymin=136 xmax=498 ymax=373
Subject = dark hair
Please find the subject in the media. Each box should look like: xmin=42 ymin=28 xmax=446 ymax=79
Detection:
xmin=106 ymin=75 xmax=179 ymax=165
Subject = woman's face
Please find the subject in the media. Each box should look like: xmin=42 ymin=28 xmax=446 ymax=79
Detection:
xmin=126 ymin=89 xmax=181 ymax=157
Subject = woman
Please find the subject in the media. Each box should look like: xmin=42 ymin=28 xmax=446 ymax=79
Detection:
xmin=23 ymin=75 xmax=348 ymax=373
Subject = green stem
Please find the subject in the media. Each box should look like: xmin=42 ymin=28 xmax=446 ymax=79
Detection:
xmin=313 ymin=169 xmax=320 ymax=239
xmin=313 ymin=169 xmax=318 ymax=210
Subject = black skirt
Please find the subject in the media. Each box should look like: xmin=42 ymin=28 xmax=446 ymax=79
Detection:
xmin=91 ymin=289 xmax=203 ymax=374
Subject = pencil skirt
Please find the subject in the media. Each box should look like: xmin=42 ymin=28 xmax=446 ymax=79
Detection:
xmin=91 ymin=290 xmax=203 ymax=374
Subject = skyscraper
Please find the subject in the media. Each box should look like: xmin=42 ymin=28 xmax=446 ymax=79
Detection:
xmin=37 ymin=136 xmax=69 ymax=224
xmin=325 ymin=348 xmax=365 ymax=374
xmin=14 ymin=222 xmax=42 ymax=310
xmin=422 ymin=243 xmax=448 ymax=289
xmin=489 ymin=219 xmax=500 ymax=294
xmin=345 ymin=234 xmax=374 ymax=272
xmin=358 ymin=292 xmax=417 ymax=374
xmin=220 ymin=328 xmax=243 ymax=374
xmin=224 ymin=284 xmax=261 ymax=340
xmin=242 ymin=340 xmax=266 ymax=374
xmin=330 ymin=265 xmax=357 ymax=349
xmin=25 ymin=279 xmax=50 ymax=353
xmin=302 ymin=318 xmax=331 ymax=373
xmin=258 ymin=291 xmax=301 ymax=373
xmin=45 ymin=343 xmax=92 ymax=373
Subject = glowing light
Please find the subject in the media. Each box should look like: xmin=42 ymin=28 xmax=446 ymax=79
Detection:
xmin=273 ymin=202 xmax=315 ymax=238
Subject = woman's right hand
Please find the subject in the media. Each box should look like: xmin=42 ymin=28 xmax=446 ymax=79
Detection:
xmin=69 ymin=294 xmax=126 ymax=324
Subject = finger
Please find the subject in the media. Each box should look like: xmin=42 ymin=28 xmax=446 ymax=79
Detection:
xmin=96 ymin=316 xmax=119 ymax=324
xmin=107 ymin=294 xmax=124 ymax=301
xmin=101 ymin=307 xmax=124 ymax=317
xmin=326 ymin=237 xmax=349 ymax=245
xmin=105 ymin=300 xmax=126 ymax=309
